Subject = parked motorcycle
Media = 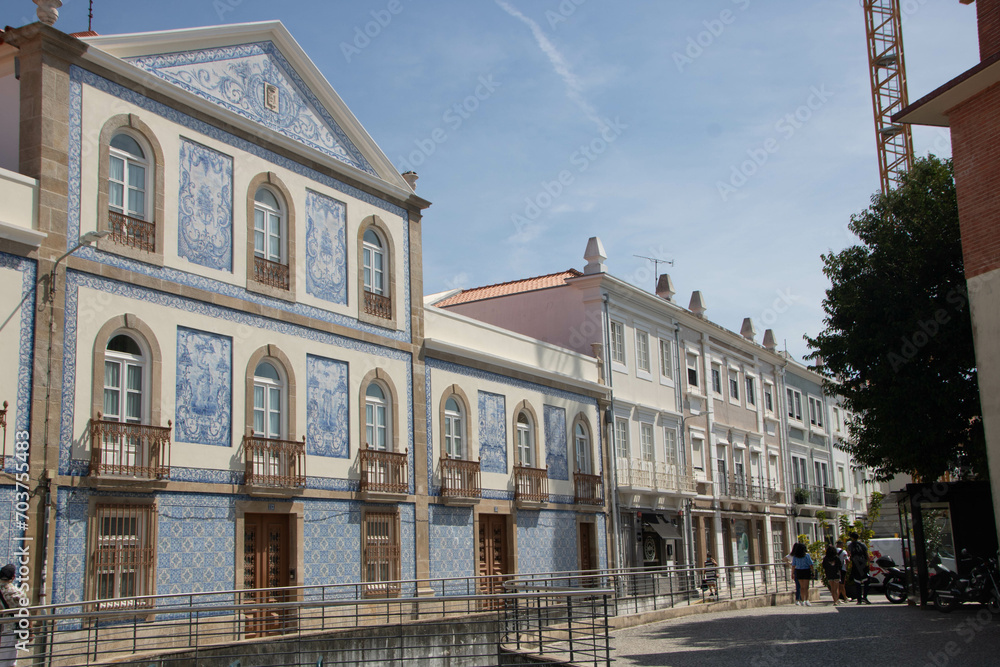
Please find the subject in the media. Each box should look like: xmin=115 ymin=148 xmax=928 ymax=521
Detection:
xmin=930 ymin=550 xmax=1000 ymax=613
xmin=875 ymin=555 xmax=907 ymax=604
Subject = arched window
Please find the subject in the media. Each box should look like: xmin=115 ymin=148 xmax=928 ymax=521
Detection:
xmin=254 ymin=187 xmax=285 ymax=264
xmin=253 ymin=361 xmax=284 ymax=439
xmin=363 ymin=228 xmax=385 ymax=296
xmin=103 ymin=334 xmax=145 ymax=424
xmin=516 ymin=411 xmax=534 ymax=467
xmin=444 ymin=396 xmax=464 ymax=459
xmin=365 ymin=382 xmax=389 ymax=450
xmin=575 ymin=422 xmax=591 ymax=474
xmin=109 ymin=132 xmax=149 ymax=221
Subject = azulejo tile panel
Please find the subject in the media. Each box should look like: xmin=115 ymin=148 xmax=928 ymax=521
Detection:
xmin=178 ymin=139 xmax=234 ymax=271
xmin=306 ymin=354 xmax=350 ymax=458
xmin=67 ymin=67 xmax=411 ymax=343
xmin=175 ymin=327 xmax=233 ymax=447
xmin=125 ymin=42 xmax=375 ymax=175
xmin=304 ymin=190 xmax=348 ymax=305
xmin=516 ymin=509 xmax=579 ymax=574
xmin=0 ymin=254 xmax=36 ymax=474
xmin=478 ymin=391 xmax=507 ymax=475
xmin=544 ymin=405 xmax=568 ymax=481
xmin=428 ymin=504 xmax=475 ymax=586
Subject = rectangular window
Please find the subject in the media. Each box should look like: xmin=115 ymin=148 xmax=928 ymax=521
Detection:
xmin=664 ymin=427 xmax=678 ymax=466
xmin=729 ymin=371 xmax=740 ymax=401
xmin=636 ymin=330 xmax=650 ymax=373
xmin=745 ymin=377 xmax=756 ymax=406
xmin=610 ymin=321 xmax=626 ymax=365
xmin=815 ymin=461 xmax=829 ymax=488
xmin=659 ymin=339 xmax=673 ymax=378
xmin=711 ymin=364 xmax=722 ymax=394
xmin=791 ymin=456 xmax=808 ymax=486
xmin=838 ymin=465 xmax=846 ymax=491
xmin=764 ymin=384 xmax=774 ymax=413
xmin=615 ymin=418 xmax=629 ymax=459
xmin=89 ymin=503 xmax=156 ymax=609
xmin=786 ymin=388 xmax=803 ymax=421
xmin=691 ymin=436 xmax=704 ymax=470
xmin=808 ymin=396 xmax=824 ymax=428
xmin=716 ymin=446 xmax=728 ymax=482
xmin=363 ymin=508 xmax=401 ymax=596
xmin=640 ymin=423 xmax=655 ymax=462
xmin=686 ymin=353 xmax=699 ymax=388
xmin=833 ymin=407 xmax=841 ymax=432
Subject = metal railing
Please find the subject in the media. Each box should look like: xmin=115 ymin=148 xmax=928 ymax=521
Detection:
xmin=574 ymin=471 xmax=604 ymax=505
xmin=440 ymin=456 xmax=481 ymax=499
xmin=108 ymin=210 xmax=156 ymax=252
xmin=253 ymin=254 xmax=290 ymax=290
xmin=793 ymin=484 xmax=825 ymax=506
xmin=514 ymin=465 xmax=548 ymax=503
xmin=359 ymin=446 xmax=408 ymax=494
xmin=824 ymin=486 xmax=841 ymax=507
xmin=89 ymin=416 xmax=171 ymax=479
xmin=242 ymin=435 xmax=307 ymax=488
xmin=24 ymin=574 xmax=614 ymax=667
xmin=364 ymin=289 xmax=392 ymax=319
xmin=616 ymin=459 xmax=696 ymax=494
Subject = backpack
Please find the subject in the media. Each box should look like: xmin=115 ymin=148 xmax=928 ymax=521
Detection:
xmin=850 ymin=541 xmax=869 ymax=574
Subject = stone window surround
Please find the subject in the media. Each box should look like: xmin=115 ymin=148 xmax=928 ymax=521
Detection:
xmin=512 ymin=400 xmax=540 ymax=469
xmin=357 ymin=368 xmax=401 ymax=453
xmin=356 ymin=215 xmax=398 ymax=329
xmin=243 ymin=345 xmax=297 ymax=440
xmin=90 ymin=314 xmax=164 ymax=428
xmin=95 ymin=114 xmax=166 ymax=266
xmin=571 ymin=412 xmax=593 ymax=474
xmin=245 ymin=172 xmax=297 ymax=302
xmin=438 ymin=384 xmax=472 ymax=461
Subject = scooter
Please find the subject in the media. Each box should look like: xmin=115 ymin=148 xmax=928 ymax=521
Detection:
xmin=875 ymin=555 xmax=907 ymax=604
xmin=931 ymin=550 xmax=1000 ymax=613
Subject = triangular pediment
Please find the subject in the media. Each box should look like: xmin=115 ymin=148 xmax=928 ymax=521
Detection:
xmin=124 ymin=41 xmax=375 ymax=175
xmin=80 ymin=22 xmax=413 ymax=192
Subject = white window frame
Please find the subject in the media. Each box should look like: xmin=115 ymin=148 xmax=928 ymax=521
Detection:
xmin=640 ymin=422 xmax=655 ymax=462
xmin=103 ymin=334 xmax=147 ymax=426
xmin=763 ymin=383 xmax=774 ymax=413
xmin=363 ymin=228 xmax=387 ymax=296
xmin=792 ymin=455 xmax=809 ymax=487
xmin=745 ymin=375 xmax=756 ymax=407
xmin=814 ymin=460 xmax=829 ymax=488
xmin=710 ymin=363 xmax=722 ymax=395
xmin=808 ymin=396 xmax=825 ymax=429
xmin=516 ymin=411 xmax=534 ymax=467
xmin=691 ymin=435 xmax=705 ymax=472
xmin=728 ymin=369 xmax=740 ymax=404
xmin=635 ymin=329 xmax=651 ymax=375
xmin=686 ymin=353 xmax=700 ymax=390
xmin=659 ymin=338 xmax=673 ymax=381
xmin=444 ymin=396 xmax=465 ymax=459
xmin=108 ymin=131 xmax=150 ymax=221
xmin=365 ymin=382 xmax=390 ymax=451
xmin=610 ymin=321 xmax=626 ymax=366
xmin=574 ymin=422 xmax=592 ymax=474
xmin=615 ymin=417 xmax=629 ymax=459
xmin=664 ymin=426 xmax=679 ymax=467
xmin=253 ymin=360 xmax=285 ymax=440
xmin=786 ymin=388 xmax=803 ymax=422
xmin=253 ymin=186 xmax=285 ymax=264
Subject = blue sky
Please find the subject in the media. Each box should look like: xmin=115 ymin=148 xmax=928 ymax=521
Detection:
xmin=32 ymin=0 xmax=980 ymax=362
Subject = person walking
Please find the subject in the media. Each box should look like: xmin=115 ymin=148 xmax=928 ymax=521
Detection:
xmin=848 ymin=532 xmax=872 ymax=604
xmin=822 ymin=545 xmax=844 ymax=605
xmin=0 ymin=564 xmax=22 ymax=667
xmin=703 ymin=553 xmax=719 ymax=598
xmin=835 ymin=540 xmax=849 ymax=602
xmin=790 ymin=542 xmax=814 ymax=607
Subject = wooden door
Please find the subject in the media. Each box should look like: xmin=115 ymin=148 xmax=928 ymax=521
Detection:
xmin=243 ymin=513 xmax=290 ymax=637
xmin=478 ymin=514 xmax=509 ymax=608
xmin=579 ymin=522 xmax=598 ymax=587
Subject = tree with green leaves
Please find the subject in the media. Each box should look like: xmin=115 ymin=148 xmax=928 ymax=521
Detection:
xmin=806 ymin=156 xmax=986 ymax=482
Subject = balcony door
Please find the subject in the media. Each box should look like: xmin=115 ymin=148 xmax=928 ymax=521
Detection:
xmin=243 ymin=513 xmax=291 ymax=638
xmin=102 ymin=334 xmax=145 ymax=471
xmin=478 ymin=514 xmax=510 ymax=608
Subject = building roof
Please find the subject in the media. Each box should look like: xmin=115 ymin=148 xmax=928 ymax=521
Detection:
xmin=434 ymin=269 xmax=581 ymax=307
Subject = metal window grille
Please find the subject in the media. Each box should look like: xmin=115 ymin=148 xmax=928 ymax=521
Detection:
xmin=88 ymin=503 xmax=156 ymax=609
xmin=362 ymin=508 xmax=400 ymax=597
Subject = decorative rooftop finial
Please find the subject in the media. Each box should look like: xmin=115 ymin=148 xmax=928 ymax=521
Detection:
xmin=740 ymin=317 xmax=757 ymax=341
xmin=401 ymin=171 xmax=418 ymax=191
xmin=688 ymin=290 xmax=706 ymax=318
xmin=583 ymin=237 xmax=607 ymax=275
xmin=762 ymin=329 xmax=777 ymax=351
xmin=655 ymin=274 xmax=675 ymax=301
xmin=34 ymin=0 xmax=62 ymax=26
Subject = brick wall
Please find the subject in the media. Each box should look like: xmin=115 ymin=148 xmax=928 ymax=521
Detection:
xmin=979 ymin=0 xmax=1000 ymax=61
xmin=950 ymin=82 xmax=1000 ymax=278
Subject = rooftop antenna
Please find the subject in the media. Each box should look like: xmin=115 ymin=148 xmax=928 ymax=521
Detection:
xmin=634 ymin=254 xmax=674 ymax=291
xmin=88 ymin=0 xmax=94 ymax=31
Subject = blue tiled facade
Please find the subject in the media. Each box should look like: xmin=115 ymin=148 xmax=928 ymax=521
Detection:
xmin=428 ymin=504 xmax=476 ymax=589
xmin=516 ymin=510 xmax=580 ymax=574
xmin=544 ymin=405 xmax=569 ymax=481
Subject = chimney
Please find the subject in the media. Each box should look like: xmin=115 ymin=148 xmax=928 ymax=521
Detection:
xmin=762 ymin=329 xmax=777 ymax=352
xmin=974 ymin=0 xmax=1000 ymax=62
xmin=34 ymin=0 xmax=62 ymax=26
xmin=583 ymin=237 xmax=607 ymax=275
xmin=655 ymin=274 xmax=675 ymax=301
xmin=688 ymin=291 xmax=706 ymax=318
xmin=401 ymin=171 xmax=419 ymax=191
xmin=740 ymin=317 xmax=757 ymax=342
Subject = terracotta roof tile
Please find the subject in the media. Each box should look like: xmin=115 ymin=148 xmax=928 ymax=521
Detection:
xmin=435 ymin=269 xmax=581 ymax=307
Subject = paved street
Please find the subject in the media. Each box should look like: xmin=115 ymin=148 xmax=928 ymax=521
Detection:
xmin=611 ymin=591 xmax=1000 ymax=666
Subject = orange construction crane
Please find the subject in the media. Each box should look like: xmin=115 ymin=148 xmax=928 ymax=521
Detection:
xmin=863 ymin=0 xmax=915 ymax=194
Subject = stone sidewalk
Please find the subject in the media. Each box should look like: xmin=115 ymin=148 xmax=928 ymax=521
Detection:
xmin=611 ymin=590 xmax=1000 ymax=666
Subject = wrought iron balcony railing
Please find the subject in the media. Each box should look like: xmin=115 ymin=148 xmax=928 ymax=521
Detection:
xmin=514 ymin=465 xmax=548 ymax=503
xmin=108 ymin=210 xmax=156 ymax=252
xmin=359 ymin=446 xmax=408 ymax=494
xmin=89 ymin=415 xmax=171 ymax=479
xmin=253 ymin=255 xmax=290 ymax=290
xmin=242 ymin=435 xmax=307 ymax=488
xmin=573 ymin=471 xmax=603 ymax=506
xmin=615 ymin=460 xmax=696 ymax=494
xmin=363 ymin=290 xmax=392 ymax=319
xmin=440 ymin=456 xmax=481 ymax=499
xmin=793 ymin=484 xmax=825 ymax=506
